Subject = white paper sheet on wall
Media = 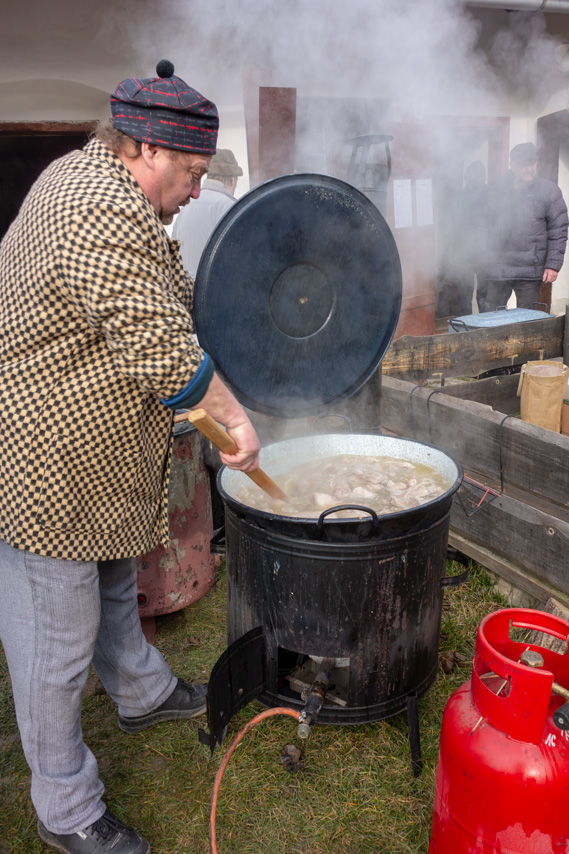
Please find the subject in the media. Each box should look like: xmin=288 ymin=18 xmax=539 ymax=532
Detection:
xmin=416 ymin=178 xmax=433 ymax=226
xmin=393 ymin=179 xmax=413 ymax=229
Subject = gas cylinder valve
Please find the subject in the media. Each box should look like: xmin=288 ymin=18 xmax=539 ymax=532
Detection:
xmin=520 ymin=649 xmax=569 ymax=732
xmin=552 ymin=703 xmax=569 ymax=731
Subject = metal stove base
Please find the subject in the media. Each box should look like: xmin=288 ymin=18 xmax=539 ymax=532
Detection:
xmin=198 ymin=625 xmax=426 ymax=776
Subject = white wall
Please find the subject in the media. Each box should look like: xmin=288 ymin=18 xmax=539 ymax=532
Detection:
xmin=3 ymin=1 xmax=569 ymax=315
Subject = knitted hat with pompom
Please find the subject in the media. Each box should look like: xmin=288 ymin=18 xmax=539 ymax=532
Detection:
xmin=110 ymin=60 xmax=218 ymax=154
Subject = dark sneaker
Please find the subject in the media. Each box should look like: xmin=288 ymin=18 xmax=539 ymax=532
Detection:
xmin=118 ymin=678 xmax=207 ymax=733
xmin=37 ymin=809 xmax=150 ymax=854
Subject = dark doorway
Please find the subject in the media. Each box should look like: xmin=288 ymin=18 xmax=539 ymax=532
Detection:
xmin=0 ymin=122 xmax=96 ymax=241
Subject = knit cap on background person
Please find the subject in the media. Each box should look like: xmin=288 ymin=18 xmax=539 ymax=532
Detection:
xmin=509 ymin=141 xmax=538 ymax=165
xmin=207 ymin=149 xmax=243 ymax=179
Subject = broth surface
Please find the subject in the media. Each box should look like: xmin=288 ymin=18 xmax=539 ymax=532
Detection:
xmin=234 ymin=453 xmax=450 ymax=518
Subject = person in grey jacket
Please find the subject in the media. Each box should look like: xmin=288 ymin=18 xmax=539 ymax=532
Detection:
xmin=478 ymin=142 xmax=568 ymax=312
xmin=173 ymin=148 xmax=243 ymax=277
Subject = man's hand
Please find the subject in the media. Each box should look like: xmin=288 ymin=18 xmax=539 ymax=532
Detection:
xmin=219 ymin=420 xmax=261 ymax=472
xmin=193 ymin=372 xmax=261 ymax=472
xmin=543 ymin=268 xmax=558 ymax=283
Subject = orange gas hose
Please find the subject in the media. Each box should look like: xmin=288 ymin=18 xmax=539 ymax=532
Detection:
xmin=209 ymin=707 xmax=301 ymax=854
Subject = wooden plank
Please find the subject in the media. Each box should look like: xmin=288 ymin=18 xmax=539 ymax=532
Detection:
xmin=528 ymin=598 xmax=569 ymax=653
xmin=381 ymin=375 xmax=569 ymax=511
xmin=450 ymin=491 xmax=569 ymax=597
xmin=448 ymin=531 xmax=569 ymax=607
xmin=437 ymin=374 xmax=520 ymax=414
xmin=258 ymin=87 xmax=297 ymax=184
xmin=496 ymin=481 xmax=569 ymax=525
xmin=565 ymin=306 xmax=569 ymax=369
xmin=382 ymin=316 xmax=564 ymax=380
xmin=0 ymin=121 xmax=97 ymax=135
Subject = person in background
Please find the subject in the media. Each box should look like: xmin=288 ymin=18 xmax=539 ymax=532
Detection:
xmin=0 ymin=61 xmax=260 ymax=854
xmin=173 ymin=148 xmax=243 ymax=277
xmin=173 ymin=148 xmax=245 ymax=531
xmin=478 ymin=142 xmax=568 ymax=313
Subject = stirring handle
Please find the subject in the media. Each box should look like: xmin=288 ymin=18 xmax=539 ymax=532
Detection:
xmin=186 ymin=409 xmax=238 ymax=454
xmin=176 ymin=409 xmax=287 ymax=502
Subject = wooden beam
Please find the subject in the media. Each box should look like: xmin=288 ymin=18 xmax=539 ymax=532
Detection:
xmin=537 ymin=109 xmax=569 ymax=185
xmin=0 ymin=121 xmax=97 ymax=135
xmin=448 ymin=531 xmax=569 ymax=606
xmin=537 ymin=281 xmax=552 ymax=313
xmin=565 ymin=305 xmax=569 ymax=369
xmin=436 ymin=373 xmax=519 ymax=414
xmin=382 ymin=316 xmax=564 ymax=380
xmin=258 ymin=87 xmax=297 ymax=184
xmin=450 ymin=491 xmax=569 ymax=597
xmin=242 ymin=68 xmax=273 ymax=189
xmin=381 ymin=375 xmax=569 ymax=511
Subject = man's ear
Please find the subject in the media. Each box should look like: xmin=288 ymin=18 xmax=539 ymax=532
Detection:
xmin=140 ymin=143 xmax=160 ymax=170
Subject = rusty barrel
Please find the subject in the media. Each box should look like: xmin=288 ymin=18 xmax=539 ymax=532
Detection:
xmin=136 ymin=419 xmax=216 ymax=640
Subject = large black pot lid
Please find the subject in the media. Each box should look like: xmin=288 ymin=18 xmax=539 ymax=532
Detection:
xmin=193 ymin=173 xmax=402 ymax=417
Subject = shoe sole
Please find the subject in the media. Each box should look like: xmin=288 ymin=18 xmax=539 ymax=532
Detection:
xmin=37 ymin=823 xmax=70 ymax=854
xmin=118 ymin=703 xmax=207 ymax=733
xmin=38 ymin=820 xmax=151 ymax=854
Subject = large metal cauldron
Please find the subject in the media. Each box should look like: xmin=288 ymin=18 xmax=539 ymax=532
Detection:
xmin=192 ymin=173 xmax=460 ymax=772
xmin=216 ymin=433 xmax=462 ymax=726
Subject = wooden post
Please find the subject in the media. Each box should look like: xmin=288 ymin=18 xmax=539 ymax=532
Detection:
xmin=242 ymin=68 xmax=273 ymax=189
xmin=537 ymin=281 xmax=552 ymax=313
xmin=565 ymin=304 xmax=569 ymax=368
xmin=258 ymin=86 xmax=297 ymax=184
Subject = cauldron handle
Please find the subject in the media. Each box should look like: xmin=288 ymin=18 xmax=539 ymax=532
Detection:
xmin=316 ymin=505 xmax=380 ymax=538
xmin=440 ymin=547 xmax=470 ymax=589
xmin=309 ymin=413 xmax=353 ymax=433
xmin=209 ymin=527 xmax=226 ymax=556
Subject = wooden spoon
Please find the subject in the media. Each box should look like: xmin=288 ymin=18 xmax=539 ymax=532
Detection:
xmin=173 ymin=408 xmax=287 ymax=502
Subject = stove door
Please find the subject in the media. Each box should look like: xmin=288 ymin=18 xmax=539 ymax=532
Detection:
xmin=198 ymin=626 xmax=266 ymax=752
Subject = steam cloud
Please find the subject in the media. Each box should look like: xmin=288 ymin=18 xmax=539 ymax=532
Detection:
xmin=101 ymin=0 xmax=566 ymax=118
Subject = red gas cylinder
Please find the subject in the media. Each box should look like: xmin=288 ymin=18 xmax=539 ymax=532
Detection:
xmin=136 ymin=419 xmax=216 ymax=642
xmin=429 ymin=607 xmax=569 ymax=853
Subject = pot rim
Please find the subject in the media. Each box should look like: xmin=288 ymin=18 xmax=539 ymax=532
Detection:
xmin=218 ymin=433 xmax=463 ymax=525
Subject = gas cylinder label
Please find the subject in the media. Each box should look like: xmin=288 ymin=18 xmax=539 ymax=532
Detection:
xmin=544 ymin=726 xmax=569 ymax=753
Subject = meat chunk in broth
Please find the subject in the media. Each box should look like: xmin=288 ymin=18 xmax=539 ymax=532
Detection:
xmin=234 ymin=454 xmax=450 ymax=518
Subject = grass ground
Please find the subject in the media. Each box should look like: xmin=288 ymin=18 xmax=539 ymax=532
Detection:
xmin=0 ymin=559 xmax=506 ymax=854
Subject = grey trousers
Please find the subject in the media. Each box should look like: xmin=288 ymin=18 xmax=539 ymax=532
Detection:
xmin=477 ymin=278 xmax=541 ymax=312
xmin=0 ymin=540 xmax=176 ymax=834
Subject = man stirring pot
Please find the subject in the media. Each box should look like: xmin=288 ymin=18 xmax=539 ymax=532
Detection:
xmin=0 ymin=61 xmax=259 ymax=854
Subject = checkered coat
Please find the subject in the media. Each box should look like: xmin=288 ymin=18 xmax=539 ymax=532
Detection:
xmin=0 ymin=138 xmax=204 ymax=560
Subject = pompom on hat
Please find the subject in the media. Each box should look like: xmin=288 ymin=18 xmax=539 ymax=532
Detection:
xmin=110 ymin=60 xmax=219 ymax=154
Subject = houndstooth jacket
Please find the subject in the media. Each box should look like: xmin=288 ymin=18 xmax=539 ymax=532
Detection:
xmin=0 ymin=138 xmax=204 ymax=561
